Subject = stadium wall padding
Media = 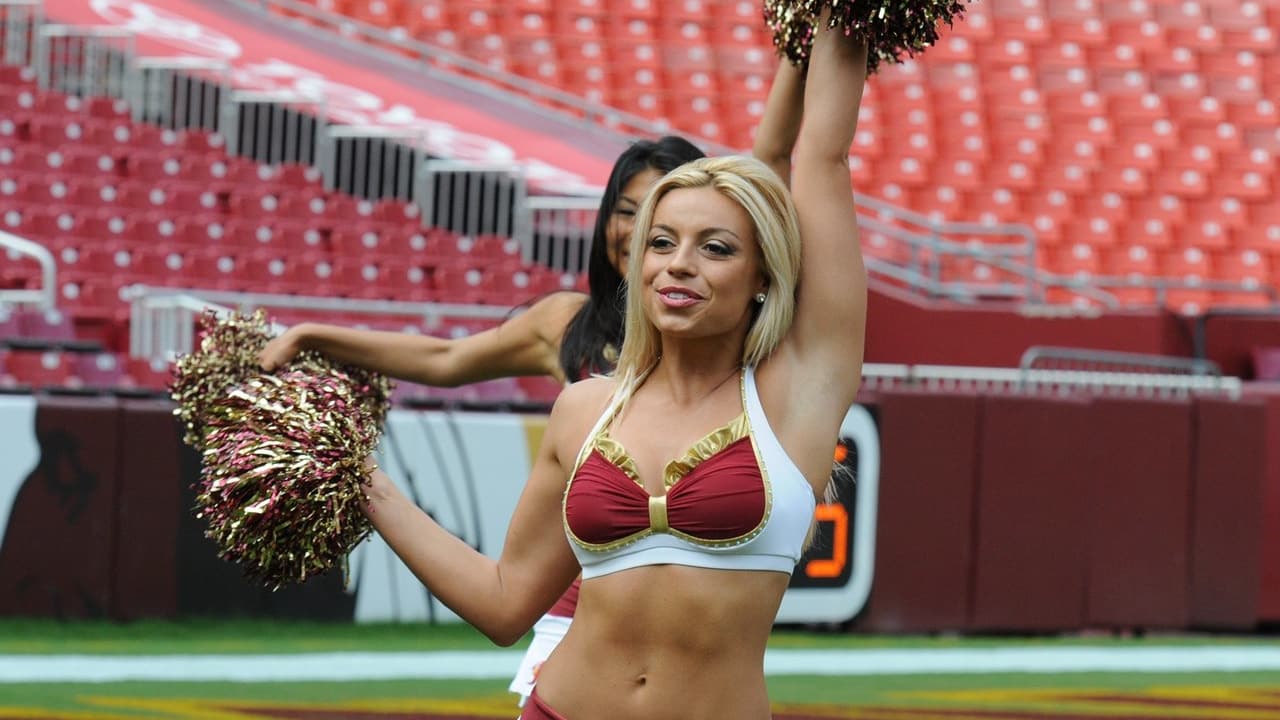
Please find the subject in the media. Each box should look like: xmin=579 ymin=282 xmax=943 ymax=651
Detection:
xmin=1188 ymin=398 xmax=1266 ymax=629
xmin=1202 ymin=315 xmax=1280 ymax=379
xmin=866 ymin=293 xmax=1280 ymax=380
xmin=864 ymin=290 xmax=1191 ymax=367
xmin=1084 ymin=398 xmax=1194 ymax=629
xmin=112 ymin=399 xmax=182 ymax=620
xmin=854 ymin=391 xmax=980 ymax=633
xmin=0 ymin=392 xmax=1276 ymax=630
xmin=1255 ymin=391 xmax=1280 ymax=623
xmin=970 ymin=395 xmax=1091 ymax=632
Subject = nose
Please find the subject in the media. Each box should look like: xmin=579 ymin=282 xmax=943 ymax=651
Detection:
xmin=665 ymin=238 xmax=697 ymax=277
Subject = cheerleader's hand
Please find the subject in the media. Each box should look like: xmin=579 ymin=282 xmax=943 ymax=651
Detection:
xmin=258 ymin=324 xmax=308 ymax=372
xmin=360 ymin=455 xmax=400 ymax=516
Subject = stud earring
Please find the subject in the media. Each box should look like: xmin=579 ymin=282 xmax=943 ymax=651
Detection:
xmin=755 ymin=292 xmax=767 ymax=304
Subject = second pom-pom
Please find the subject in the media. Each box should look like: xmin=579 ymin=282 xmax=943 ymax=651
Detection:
xmin=765 ymin=0 xmax=971 ymax=73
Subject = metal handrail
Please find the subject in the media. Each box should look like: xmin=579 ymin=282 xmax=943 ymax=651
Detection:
xmin=0 ymin=230 xmax=56 ymax=311
xmin=127 ymin=291 xmax=232 ymax=361
xmin=123 ymin=285 xmax=514 ymax=321
xmin=123 ymin=284 xmax=518 ymax=359
xmin=1019 ymin=346 xmax=1222 ymax=376
xmin=861 ymin=362 xmax=1242 ymax=399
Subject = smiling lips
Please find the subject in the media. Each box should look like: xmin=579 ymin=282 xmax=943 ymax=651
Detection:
xmin=657 ymin=286 xmax=703 ymax=308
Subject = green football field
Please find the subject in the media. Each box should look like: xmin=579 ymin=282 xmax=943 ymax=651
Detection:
xmin=2 ymin=620 xmax=1279 ymax=719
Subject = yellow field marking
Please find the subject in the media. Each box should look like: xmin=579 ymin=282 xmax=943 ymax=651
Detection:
xmin=0 ymin=708 xmax=141 ymax=720
xmin=903 ymin=686 xmax=1280 ymax=719
xmin=310 ymin=696 xmax=518 ymax=716
xmin=77 ymin=697 xmax=265 ymax=720
xmin=67 ymin=694 xmax=521 ymax=719
xmin=770 ymin=700 xmax=1026 ymax=720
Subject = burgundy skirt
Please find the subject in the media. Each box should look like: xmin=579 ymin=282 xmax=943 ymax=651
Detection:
xmin=520 ymin=690 xmax=570 ymax=720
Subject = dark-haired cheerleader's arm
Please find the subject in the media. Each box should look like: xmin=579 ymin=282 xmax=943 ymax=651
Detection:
xmin=259 ymin=291 xmax=586 ymax=385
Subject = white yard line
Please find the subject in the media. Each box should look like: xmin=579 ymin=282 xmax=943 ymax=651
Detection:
xmin=4 ymin=646 xmax=1280 ymax=683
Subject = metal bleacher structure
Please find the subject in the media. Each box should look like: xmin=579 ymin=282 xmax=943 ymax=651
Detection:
xmin=0 ymin=0 xmax=1249 ymax=402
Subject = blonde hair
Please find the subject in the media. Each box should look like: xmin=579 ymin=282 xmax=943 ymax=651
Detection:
xmin=612 ymin=155 xmax=802 ymax=399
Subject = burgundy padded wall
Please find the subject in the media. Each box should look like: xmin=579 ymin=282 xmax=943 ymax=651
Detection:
xmin=856 ymin=390 xmax=980 ymax=632
xmin=1256 ymin=393 xmax=1280 ymax=623
xmin=1203 ymin=315 xmax=1280 ymax=378
xmin=865 ymin=289 xmax=1188 ymax=367
xmin=0 ymin=397 xmax=120 ymax=617
xmin=1189 ymin=397 xmax=1266 ymax=629
xmin=111 ymin=399 xmax=183 ymax=620
xmin=1084 ymin=397 xmax=1194 ymax=629
xmin=970 ymin=395 xmax=1092 ymax=631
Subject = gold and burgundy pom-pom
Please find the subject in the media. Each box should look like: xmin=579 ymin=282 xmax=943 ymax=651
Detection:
xmin=196 ymin=369 xmax=380 ymax=588
xmin=765 ymin=0 xmax=815 ymax=68
xmin=765 ymin=0 xmax=971 ymax=73
xmin=172 ymin=310 xmax=391 ymax=450
xmin=171 ymin=309 xmax=393 ymax=587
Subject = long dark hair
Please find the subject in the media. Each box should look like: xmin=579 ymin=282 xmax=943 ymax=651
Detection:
xmin=558 ymin=136 xmax=705 ymax=381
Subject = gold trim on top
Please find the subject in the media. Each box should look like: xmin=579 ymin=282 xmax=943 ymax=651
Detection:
xmin=565 ymin=368 xmax=776 ymax=554
xmin=661 ymin=412 xmax=749 ymax=489
xmin=591 ymin=434 xmax=642 ymax=486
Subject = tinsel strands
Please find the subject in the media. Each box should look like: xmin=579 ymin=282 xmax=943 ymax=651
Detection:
xmin=172 ymin=310 xmax=392 ymax=450
xmin=764 ymin=0 xmax=971 ymax=73
xmin=172 ymin=310 xmax=393 ymax=589
xmin=196 ymin=370 xmax=380 ymax=588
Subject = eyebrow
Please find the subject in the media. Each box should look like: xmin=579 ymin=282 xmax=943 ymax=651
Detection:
xmin=652 ymin=223 xmax=742 ymax=241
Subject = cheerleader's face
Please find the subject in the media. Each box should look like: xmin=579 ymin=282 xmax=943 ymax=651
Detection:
xmin=606 ymin=168 xmax=664 ymax=276
xmin=640 ymin=185 xmax=766 ymax=341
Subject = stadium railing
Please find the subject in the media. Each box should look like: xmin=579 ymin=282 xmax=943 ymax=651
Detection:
xmin=861 ymin=362 xmax=1242 ymax=400
xmin=123 ymin=283 xmax=513 ymax=362
xmin=1019 ymin=346 xmax=1223 ymax=376
xmin=0 ymin=229 xmax=56 ymax=311
xmin=123 ymin=284 xmax=1244 ymax=402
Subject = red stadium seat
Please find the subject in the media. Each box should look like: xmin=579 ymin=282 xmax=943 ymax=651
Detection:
xmin=74 ymin=352 xmax=126 ymax=389
xmin=123 ymin=356 xmax=174 ymax=392
xmin=5 ymin=349 xmax=74 ymax=389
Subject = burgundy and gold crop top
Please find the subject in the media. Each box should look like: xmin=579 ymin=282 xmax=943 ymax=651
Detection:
xmin=562 ymin=365 xmax=816 ymax=579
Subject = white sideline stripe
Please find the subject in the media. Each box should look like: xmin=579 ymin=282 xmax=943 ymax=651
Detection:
xmin=3 ymin=647 xmax=1280 ymax=683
